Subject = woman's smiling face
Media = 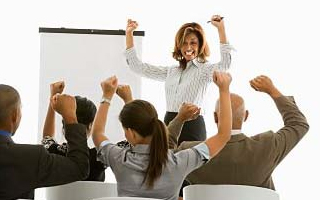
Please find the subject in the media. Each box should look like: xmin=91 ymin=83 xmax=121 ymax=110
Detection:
xmin=180 ymin=33 xmax=199 ymax=61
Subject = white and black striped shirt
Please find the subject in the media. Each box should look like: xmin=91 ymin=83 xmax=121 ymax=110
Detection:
xmin=125 ymin=44 xmax=232 ymax=112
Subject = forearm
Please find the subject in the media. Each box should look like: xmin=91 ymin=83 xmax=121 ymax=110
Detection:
xmin=205 ymin=89 xmax=231 ymax=157
xmin=272 ymin=96 xmax=309 ymax=162
xmin=42 ymin=104 xmax=56 ymax=138
xmin=268 ymin=87 xmax=283 ymax=99
xmin=218 ymin=26 xmax=227 ymax=44
xmin=91 ymin=103 xmax=110 ymax=147
xmin=126 ymin=32 xmax=134 ymax=49
xmin=167 ymin=117 xmax=185 ymax=149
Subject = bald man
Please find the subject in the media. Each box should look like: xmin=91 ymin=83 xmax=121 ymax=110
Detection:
xmin=0 ymin=84 xmax=89 ymax=200
xmin=169 ymin=75 xmax=309 ymax=191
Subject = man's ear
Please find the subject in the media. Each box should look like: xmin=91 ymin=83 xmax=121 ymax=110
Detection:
xmin=244 ymin=110 xmax=249 ymax=122
xmin=11 ymin=107 xmax=21 ymax=134
xmin=214 ymin=112 xmax=218 ymax=124
xmin=11 ymin=107 xmax=19 ymax=125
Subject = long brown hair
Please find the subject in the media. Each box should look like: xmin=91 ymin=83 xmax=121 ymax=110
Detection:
xmin=172 ymin=22 xmax=210 ymax=69
xmin=119 ymin=99 xmax=168 ymax=188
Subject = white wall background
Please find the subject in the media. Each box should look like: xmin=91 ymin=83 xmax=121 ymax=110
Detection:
xmin=0 ymin=0 xmax=319 ymax=200
xmin=38 ymin=32 xmax=143 ymax=144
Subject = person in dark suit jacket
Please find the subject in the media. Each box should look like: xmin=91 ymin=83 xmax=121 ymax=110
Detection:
xmin=168 ymin=75 xmax=309 ymax=193
xmin=0 ymin=84 xmax=89 ymax=200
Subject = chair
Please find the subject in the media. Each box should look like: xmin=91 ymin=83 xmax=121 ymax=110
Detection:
xmin=183 ymin=184 xmax=280 ymax=200
xmin=91 ymin=198 xmax=162 ymax=200
xmin=45 ymin=181 xmax=117 ymax=200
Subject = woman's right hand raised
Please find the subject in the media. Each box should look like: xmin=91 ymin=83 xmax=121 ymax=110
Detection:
xmin=126 ymin=19 xmax=139 ymax=34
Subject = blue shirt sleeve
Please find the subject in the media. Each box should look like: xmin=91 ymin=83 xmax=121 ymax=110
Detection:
xmin=192 ymin=142 xmax=210 ymax=160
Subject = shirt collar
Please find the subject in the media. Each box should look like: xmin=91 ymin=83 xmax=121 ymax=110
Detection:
xmin=131 ymin=144 xmax=150 ymax=154
xmin=186 ymin=59 xmax=203 ymax=68
xmin=0 ymin=130 xmax=12 ymax=137
xmin=231 ymin=129 xmax=242 ymax=135
xmin=0 ymin=130 xmax=14 ymax=144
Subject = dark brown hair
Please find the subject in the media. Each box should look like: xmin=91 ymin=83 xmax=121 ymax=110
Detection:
xmin=119 ymin=99 xmax=168 ymax=188
xmin=62 ymin=96 xmax=97 ymax=132
xmin=172 ymin=22 xmax=210 ymax=69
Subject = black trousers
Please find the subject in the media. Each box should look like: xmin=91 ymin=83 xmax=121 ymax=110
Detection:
xmin=164 ymin=112 xmax=207 ymax=145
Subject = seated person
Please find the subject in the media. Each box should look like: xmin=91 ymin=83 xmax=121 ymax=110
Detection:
xmin=41 ymin=81 xmax=105 ymax=181
xmin=169 ymin=75 xmax=309 ymax=197
xmin=0 ymin=84 xmax=89 ymax=199
xmin=91 ymin=71 xmax=232 ymax=200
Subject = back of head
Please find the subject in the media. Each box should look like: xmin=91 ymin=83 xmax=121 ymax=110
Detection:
xmin=74 ymin=96 xmax=97 ymax=129
xmin=173 ymin=22 xmax=210 ymax=67
xmin=216 ymin=93 xmax=246 ymax=129
xmin=119 ymin=99 xmax=168 ymax=188
xmin=0 ymin=84 xmax=21 ymax=127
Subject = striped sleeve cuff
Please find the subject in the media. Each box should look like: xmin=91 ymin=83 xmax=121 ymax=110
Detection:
xmin=220 ymin=43 xmax=236 ymax=53
xmin=124 ymin=47 xmax=137 ymax=58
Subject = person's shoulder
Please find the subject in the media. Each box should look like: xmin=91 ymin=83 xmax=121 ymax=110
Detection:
xmin=5 ymin=143 xmax=48 ymax=158
xmin=250 ymin=131 xmax=276 ymax=141
xmin=12 ymin=143 xmax=44 ymax=150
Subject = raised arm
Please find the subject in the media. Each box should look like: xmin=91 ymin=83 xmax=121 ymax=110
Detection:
xmin=42 ymin=81 xmax=65 ymax=139
xmin=125 ymin=19 xmax=168 ymax=81
xmin=250 ymin=75 xmax=309 ymax=163
xmin=204 ymin=71 xmax=232 ymax=157
xmin=116 ymin=85 xmax=133 ymax=104
xmin=209 ymin=15 xmax=227 ymax=44
xmin=91 ymin=76 xmax=118 ymax=147
xmin=249 ymin=75 xmax=282 ymax=98
xmin=126 ymin=19 xmax=138 ymax=50
xmin=167 ymin=103 xmax=200 ymax=149
xmin=205 ymin=14 xmax=232 ymax=78
xmin=38 ymin=94 xmax=89 ymax=185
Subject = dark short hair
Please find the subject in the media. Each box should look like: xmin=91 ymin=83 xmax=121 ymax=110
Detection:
xmin=62 ymin=96 xmax=97 ymax=130
xmin=0 ymin=84 xmax=20 ymax=125
xmin=75 ymin=96 xmax=97 ymax=128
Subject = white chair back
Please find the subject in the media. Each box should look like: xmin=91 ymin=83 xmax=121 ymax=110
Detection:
xmin=91 ymin=198 xmax=161 ymax=200
xmin=184 ymin=184 xmax=280 ymax=200
xmin=45 ymin=181 xmax=117 ymax=200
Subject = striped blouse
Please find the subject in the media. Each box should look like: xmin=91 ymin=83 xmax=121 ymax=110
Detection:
xmin=125 ymin=44 xmax=232 ymax=112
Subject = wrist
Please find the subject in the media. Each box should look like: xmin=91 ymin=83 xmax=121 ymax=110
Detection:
xmin=63 ymin=114 xmax=78 ymax=124
xmin=126 ymin=31 xmax=134 ymax=36
xmin=219 ymin=88 xmax=230 ymax=93
xmin=101 ymin=96 xmax=112 ymax=105
xmin=123 ymin=98 xmax=133 ymax=104
xmin=103 ymin=93 xmax=114 ymax=99
xmin=175 ymin=114 xmax=188 ymax=123
xmin=268 ymin=88 xmax=282 ymax=99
